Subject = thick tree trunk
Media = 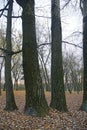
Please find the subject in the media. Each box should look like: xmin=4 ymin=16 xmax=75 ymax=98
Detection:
xmin=80 ymin=0 xmax=87 ymax=111
xmin=50 ymin=0 xmax=67 ymax=111
xmin=4 ymin=0 xmax=17 ymax=111
xmin=16 ymin=0 xmax=48 ymax=116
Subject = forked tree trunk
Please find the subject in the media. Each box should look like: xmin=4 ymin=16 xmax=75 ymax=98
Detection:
xmin=16 ymin=0 xmax=49 ymax=116
xmin=4 ymin=0 xmax=17 ymax=111
xmin=80 ymin=0 xmax=87 ymax=112
xmin=50 ymin=0 xmax=67 ymax=111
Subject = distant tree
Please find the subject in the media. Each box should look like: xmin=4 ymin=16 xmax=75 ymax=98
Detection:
xmin=63 ymin=52 xmax=83 ymax=93
xmin=4 ymin=0 xmax=17 ymax=110
xmin=39 ymin=50 xmax=51 ymax=91
xmin=16 ymin=0 xmax=49 ymax=116
xmin=12 ymin=53 xmax=23 ymax=90
xmin=80 ymin=0 xmax=87 ymax=112
xmin=11 ymin=33 xmax=23 ymax=90
xmin=0 ymin=28 xmax=6 ymax=95
xmin=0 ymin=59 xmax=4 ymax=95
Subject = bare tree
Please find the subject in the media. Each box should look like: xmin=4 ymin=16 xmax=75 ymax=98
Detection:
xmin=12 ymin=53 xmax=23 ymax=90
xmin=63 ymin=52 xmax=83 ymax=93
xmin=4 ymin=0 xmax=18 ymax=111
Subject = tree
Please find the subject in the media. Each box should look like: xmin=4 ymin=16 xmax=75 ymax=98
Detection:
xmin=50 ymin=0 xmax=67 ymax=111
xmin=0 ymin=28 xmax=6 ymax=95
xmin=16 ymin=0 xmax=49 ymax=116
xmin=11 ymin=33 xmax=23 ymax=90
xmin=0 ymin=58 xmax=4 ymax=95
xmin=12 ymin=53 xmax=23 ymax=90
xmin=80 ymin=0 xmax=87 ymax=111
xmin=63 ymin=52 xmax=83 ymax=93
xmin=4 ymin=0 xmax=18 ymax=110
xmin=39 ymin=48 xmax=51 ymax=91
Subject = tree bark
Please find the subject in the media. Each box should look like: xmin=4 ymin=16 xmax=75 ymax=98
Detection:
xmin=50 ymin=0 xmax=67 ymax=111
xmin=4 ymin=0 xmax=17 ymax=111
xmin=16 ymin=0 xmax=49 ymax=116
xmin=0 ymin=70 xmax=1 ymax=96
xmin=14 ymin=79 xmax=19 ymax=90
xmin=80 ymin=0 xmax=87 ymax=111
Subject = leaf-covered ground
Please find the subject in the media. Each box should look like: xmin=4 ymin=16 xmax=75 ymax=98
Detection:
xmin=0 ymin=91 xmax=87 ymax=130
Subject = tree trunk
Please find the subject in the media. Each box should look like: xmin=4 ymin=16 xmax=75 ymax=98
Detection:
xmin=40 ymin=53 xmax=50 ymax=91
xmin=80 ymin=0 xmax=87 ymax=111
xmin=4 ymin=0 xmax=17 ymax=111
xmin=50 ymin=0 xmax=67 ymax=111
xmin=0 ymin=70 xmax=1 ymax=96
xmin=16 ymin=0 xmax=49 ymax=116
xmin=14 ymin=80 xmax=19 ymax=90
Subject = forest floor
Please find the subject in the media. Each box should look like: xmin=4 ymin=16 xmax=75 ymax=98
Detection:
xmin=0 ymin=91 xmax=87 ymax=130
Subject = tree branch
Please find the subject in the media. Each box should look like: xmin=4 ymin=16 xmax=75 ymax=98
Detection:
xmin=0 ymin=47 xmax=22 ymax=55
xmin=3 ymin=14 xmax=22 ymax=18
xmin=62 ymin=41 xmax=83 ymax=49
xmin=80 ymin=0 xmax=83 ymax=15
xmin=37 ymin=43 xmax=51 ymax=48
xmin=37 ymin=41 xmax=82 ymax=49
xmin=12 ymin=50 xmax=22 ymax=55
xmin=61 ymin=0 xmax=72 ymax=10
xmin=0 ymin=0 xmax=9 ymax=17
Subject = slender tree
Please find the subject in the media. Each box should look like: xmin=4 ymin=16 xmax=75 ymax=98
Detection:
xmin=0 ymin=69 xmax=1 ymax=95
xmin=4 ymin=0 xmax=17 ymax=110
xmin=16 ymin=0 xmax=49 ymax=116
xmin=0 ymin=58 xmax=4 ymax=95
xmin=50 ymin=0 xmax=67 ymax=111
xmin=80 ymin=0 xmax=87 ymax=111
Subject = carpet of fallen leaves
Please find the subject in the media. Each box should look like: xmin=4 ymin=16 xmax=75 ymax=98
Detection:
xmin=0 ymin=91 xmax=87 ymax=130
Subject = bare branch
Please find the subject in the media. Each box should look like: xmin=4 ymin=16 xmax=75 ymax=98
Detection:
xmin=0 ymin=0 xmax=9 ymax=17
xmin=80 ymin=0 xmax=83 ymax=15
xmin=38 ymin=43 xmax=51 ymax=48
xmin=4 ymin=14 xmax=50 ymax=19
xmin=12 ymin=50 xmax=22 ymax=55
xmin=3 ymin=14 xmax=22 ymax=18
xmin=37 ymin=41 xmax=83 ymax=49
xmin=63 ymin=41 xmax=83 ymax=49
xmin=0 ymin=47 xmax=22 ymax=55
xmin=61 ymin=0 xmax=72 ymax=10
